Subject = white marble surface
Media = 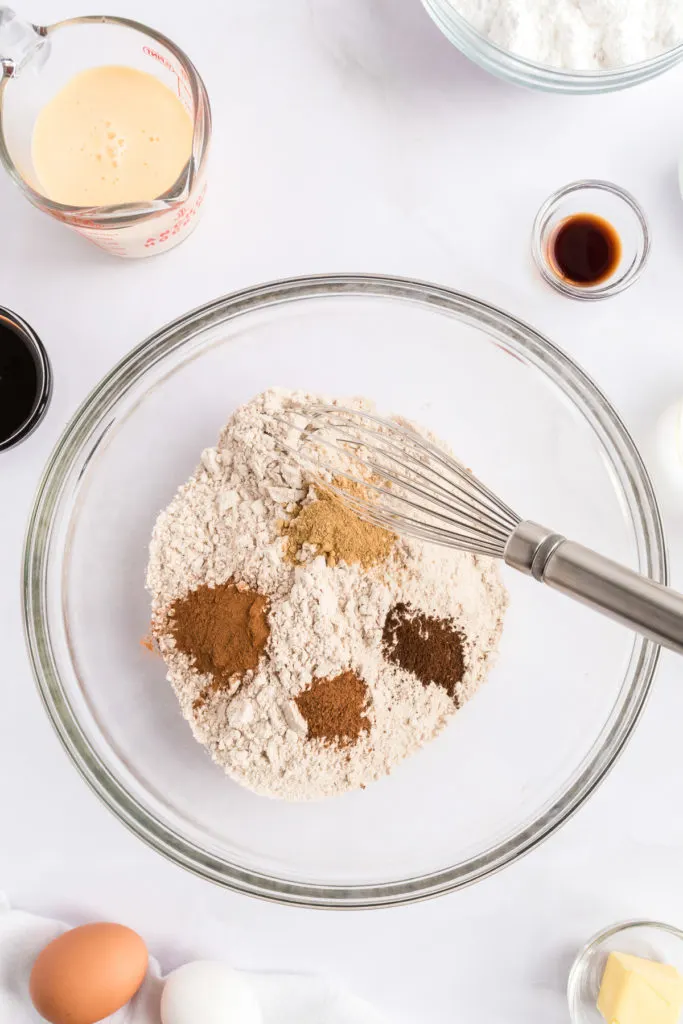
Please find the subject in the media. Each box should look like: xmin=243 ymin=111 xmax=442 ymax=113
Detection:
xmin=4 ymin=1 xmax=683 ymax=1021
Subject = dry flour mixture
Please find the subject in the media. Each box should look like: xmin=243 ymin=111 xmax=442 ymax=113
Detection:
xmin=147 ymin=389 xmax=508 ymax=801
xmin=449 ymin=0 xmax=683 ymax=70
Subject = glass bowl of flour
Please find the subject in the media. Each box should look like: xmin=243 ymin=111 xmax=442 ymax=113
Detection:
xmin=421 ymin=0 xmax=683 ymax=92
xmin=24 ymin=274 xmax=665 ymax=907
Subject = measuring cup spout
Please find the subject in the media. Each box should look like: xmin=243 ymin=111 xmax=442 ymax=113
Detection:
xmin=0 ymin=7 xmax=49 ymax=79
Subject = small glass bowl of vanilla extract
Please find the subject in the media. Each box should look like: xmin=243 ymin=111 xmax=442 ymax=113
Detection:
xmin=532 ymin=180 xmax=650 ymax=300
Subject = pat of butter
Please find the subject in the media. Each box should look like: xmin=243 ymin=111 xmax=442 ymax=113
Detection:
xmin=597 ymin=951 xmax=683 ymax=1024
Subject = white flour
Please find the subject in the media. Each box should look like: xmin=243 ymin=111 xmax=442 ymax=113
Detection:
xmin=147 ymin=389 xmax=508 ymax=801
xmin=449 ymin=0 xmax=683 ymax=70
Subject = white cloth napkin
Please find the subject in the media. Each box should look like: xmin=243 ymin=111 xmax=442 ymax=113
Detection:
xmin=0 ymin=896 xmax=389 ymax=1024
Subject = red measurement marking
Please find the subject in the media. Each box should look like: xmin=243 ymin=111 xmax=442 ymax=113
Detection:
xmin=143 ymin=182 xmax=206 ymax=248
xmin=143 ymin=44 xmax=191 ymax=110
xmin=72 ymin=225 xmax=126 ymax=254
xmin=142 ymin=45 xmax=176 ymax=74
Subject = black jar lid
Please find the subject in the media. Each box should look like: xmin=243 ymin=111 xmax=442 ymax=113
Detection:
xmin=0 ymin=306 xmax=52 ymax=452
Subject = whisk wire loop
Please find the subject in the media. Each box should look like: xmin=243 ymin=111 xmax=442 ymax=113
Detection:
xmin=286 ymin=405 xmax=521 ymax=557
xmin=268 ymin=406 xmax=683 ymax=655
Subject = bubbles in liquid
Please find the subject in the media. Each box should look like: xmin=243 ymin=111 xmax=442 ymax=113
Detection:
xmin=33 ymin=68 xmax=193 ymax=206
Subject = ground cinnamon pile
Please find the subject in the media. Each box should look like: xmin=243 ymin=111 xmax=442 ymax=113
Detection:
xmin=166 ymin=579 xmax=270 ymax=693
xmin=382 ymin=603 xmax=465 ymax=700
xmin=282 ymin=482 xmax=394 ymax=568
xmin=295 ymin=671 xmax=370 ymax=746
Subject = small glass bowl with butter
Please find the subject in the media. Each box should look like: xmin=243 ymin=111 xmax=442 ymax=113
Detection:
xmin=568 ymin=921 xmax=683 ymax=1024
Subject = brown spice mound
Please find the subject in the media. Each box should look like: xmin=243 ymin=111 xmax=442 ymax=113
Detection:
xmin=382 ymin=603 xmax=465 ymax=701
xmin=282 ymin=483 xmax=394 ymax=568
xmin=167 ymin=580 xmax=270 ymax=694
xmin=295 ymin=671 xmax=370 ymax=747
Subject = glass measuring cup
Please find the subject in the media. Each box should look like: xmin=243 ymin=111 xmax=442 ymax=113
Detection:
xmin=0 ymin=9 xmax=211 ymax=257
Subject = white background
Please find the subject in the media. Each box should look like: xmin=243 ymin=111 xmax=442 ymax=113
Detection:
xmin=4 ymin=2 xmax=683 ymax=1021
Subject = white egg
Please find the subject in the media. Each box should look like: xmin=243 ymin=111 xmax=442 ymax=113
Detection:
xmin=160 ymin=961 xmax=262 ymax=1024
xmin=656 ymin=399 xmax=683 ymax=492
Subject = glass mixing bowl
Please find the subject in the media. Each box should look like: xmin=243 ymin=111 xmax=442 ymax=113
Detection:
xmin=421 ymin=0 xmax=683 ymax=93
xmin=23 ymin=274 xmax=665 ymax=908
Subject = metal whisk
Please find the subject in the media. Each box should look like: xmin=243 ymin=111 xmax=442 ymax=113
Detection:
xmin=289 ymin=405 xmax=683 ymax=655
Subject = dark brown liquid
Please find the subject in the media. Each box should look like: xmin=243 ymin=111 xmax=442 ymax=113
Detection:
xmin=0 ymin=320 xmax=39 ymax=446
xmin=550 ymin=214 xmax=621 ymax=286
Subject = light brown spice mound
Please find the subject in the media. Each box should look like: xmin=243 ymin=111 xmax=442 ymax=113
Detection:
xmin=295 ymin=671 xmax=370 ymax=747
xmin=382 ymin=603 xmax=465 ymax=701
xmin=282 ymin=483 xmax=394 ymax=568
xmin=165 ymin=579 xmax=270 ymax=694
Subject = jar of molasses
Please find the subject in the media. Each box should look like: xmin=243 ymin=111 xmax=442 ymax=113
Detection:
xmin=0 ymin=306 xmax=51 ymax=451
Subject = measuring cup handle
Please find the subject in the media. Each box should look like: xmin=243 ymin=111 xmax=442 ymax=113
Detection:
xmin=0 ymin=7 xmax=48 ymax=79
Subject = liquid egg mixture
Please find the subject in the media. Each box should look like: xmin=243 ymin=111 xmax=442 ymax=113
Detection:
xmin=32 ymin=65 xmax=193 ymax=207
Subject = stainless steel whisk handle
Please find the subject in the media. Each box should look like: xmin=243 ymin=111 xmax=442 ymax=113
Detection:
xmin=505 ymin=521 xmax=683 ymax=654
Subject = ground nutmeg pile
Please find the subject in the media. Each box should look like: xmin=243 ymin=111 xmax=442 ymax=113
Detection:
xmin=382 ymin=603 xmax=466 ymax=702
xmin=148 ymin=389 xmax=508 ymax=801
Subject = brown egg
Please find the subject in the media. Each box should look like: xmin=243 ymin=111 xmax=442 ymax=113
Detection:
xmin=29 ymin=922 xmax=148 ymax=1024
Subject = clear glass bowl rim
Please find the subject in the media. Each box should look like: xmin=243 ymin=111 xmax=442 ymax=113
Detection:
xmin=420 ymin=0 xmax=683 ymax=93
xmin=22 ymin=273 xmax=666 ymax=908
